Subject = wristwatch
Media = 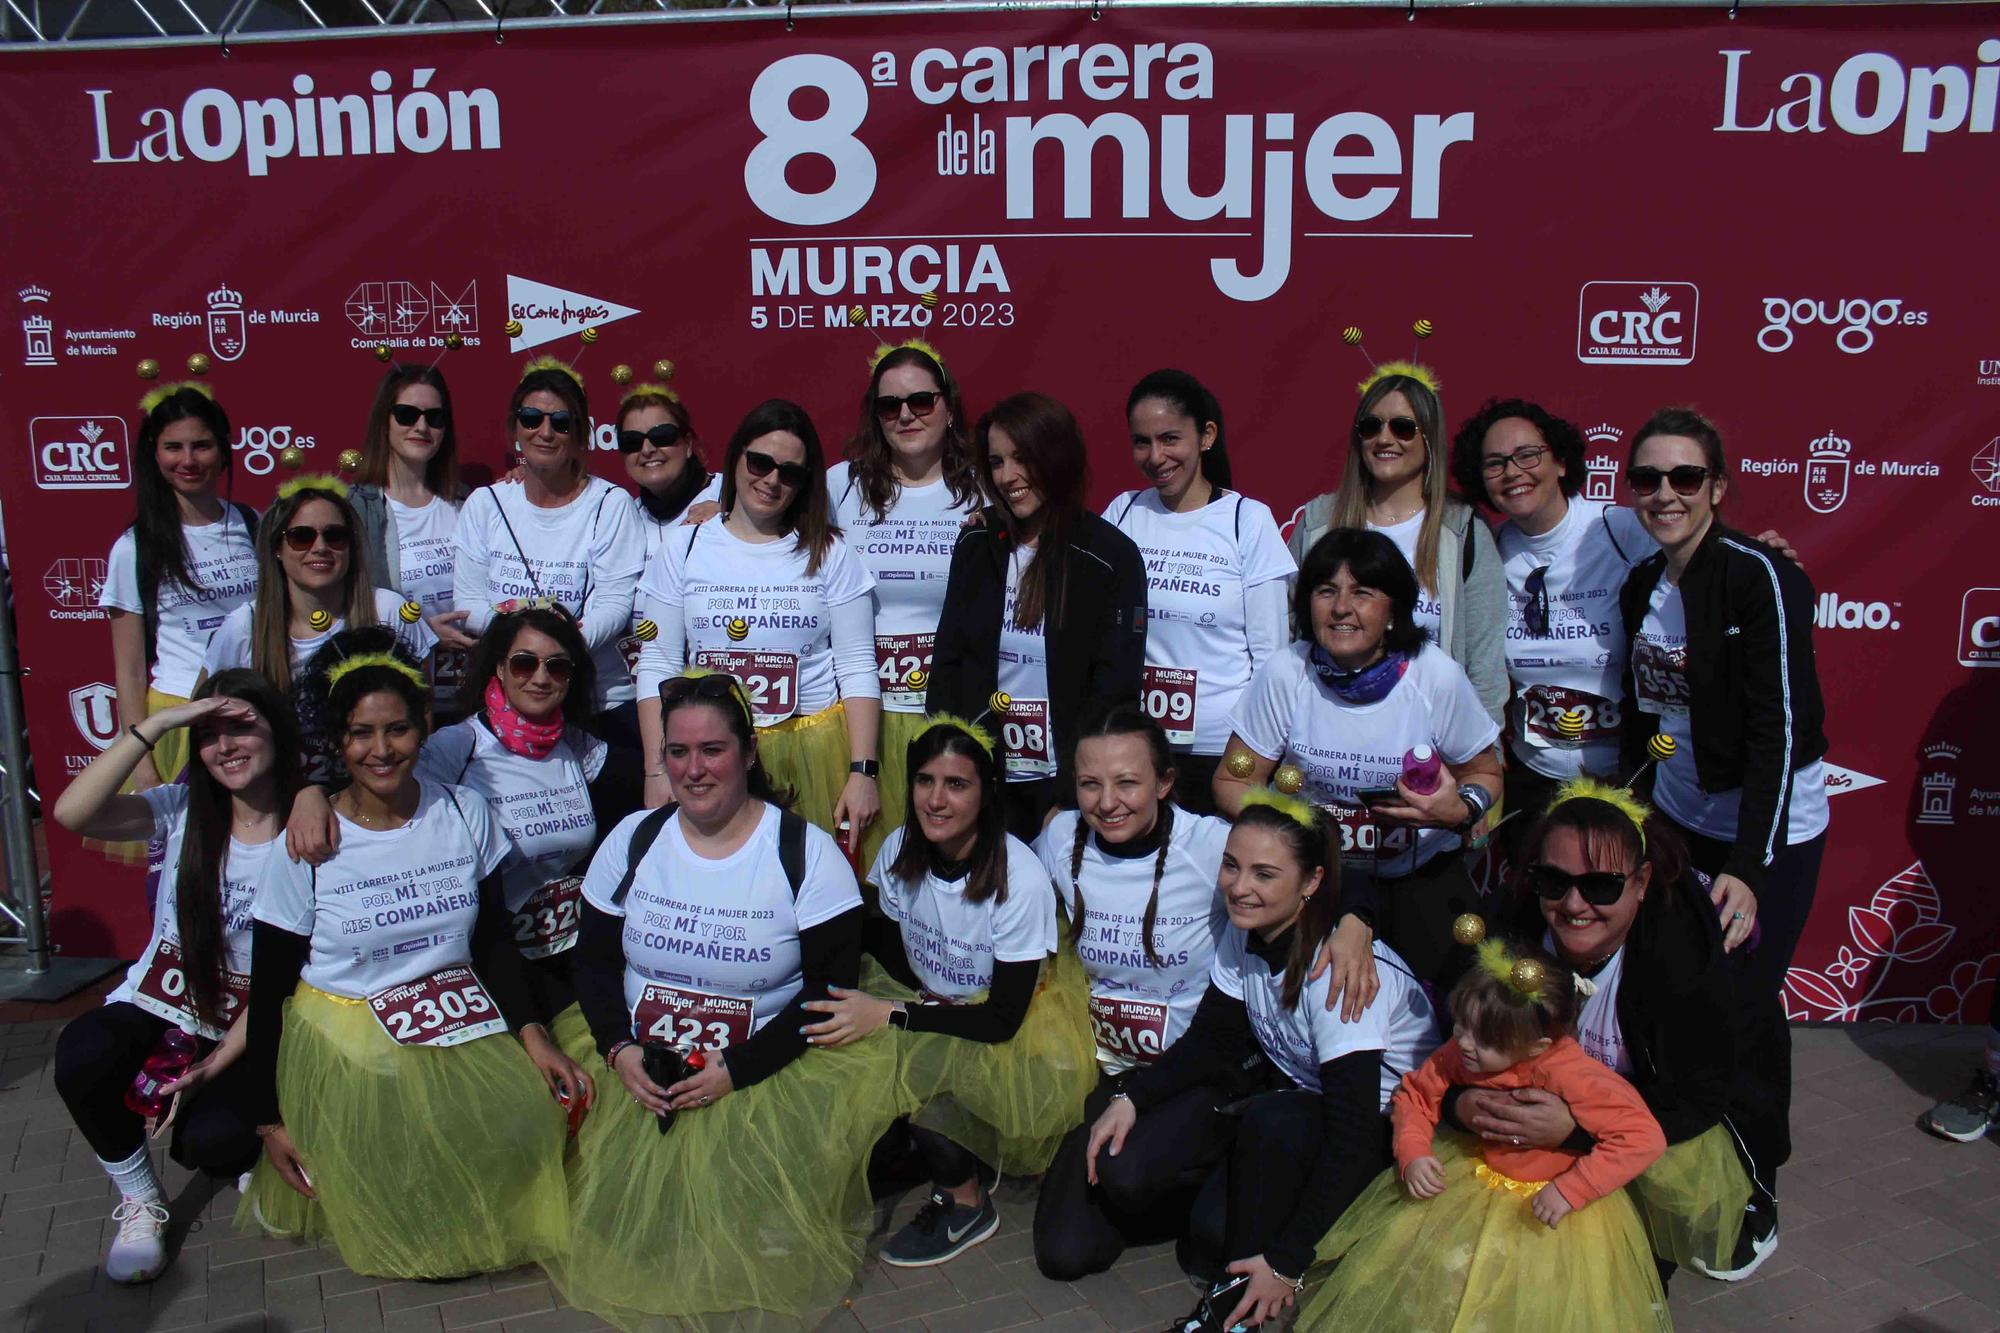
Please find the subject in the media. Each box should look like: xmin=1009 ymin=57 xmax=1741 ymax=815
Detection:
xmin=849 ymin=760 xmax=880 ymax=778
xmin=1457 ymin=782 xmax=1494 ymax=833
xmin=888 ymin=1002 xmax=910 ymax=1030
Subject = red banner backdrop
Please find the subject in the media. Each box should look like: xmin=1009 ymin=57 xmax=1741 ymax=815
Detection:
xmin=0 ymin=5 xmax=1995 ymax=1021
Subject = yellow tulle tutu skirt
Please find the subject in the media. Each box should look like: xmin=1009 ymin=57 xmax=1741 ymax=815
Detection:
xmin=543 ymin=1030 xmax=907 ymax=1332
xmin=757 ymin=701 xmax=857 ymax=846
xmin=859 ymin=708 xmax=927 ymax=869
xmin=1629 ymin=1122 xmax=1751 ymax=1272
xmin=1298 ymin=1135 xmax=1671 ymax=1333
xmin=234 ymin=983 xmax=569 ymax=1278
xmin=873 ymin=948 xmax=1096 ymax=1177
xmin=85 ymin=687 xmax=191 ymax=865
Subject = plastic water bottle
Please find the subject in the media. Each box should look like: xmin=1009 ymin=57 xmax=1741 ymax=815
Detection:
xmin=124 ymin=1027 xmax=197 ymax=1118
xmin=1402 ymin=744 xmax=1442 ymax=796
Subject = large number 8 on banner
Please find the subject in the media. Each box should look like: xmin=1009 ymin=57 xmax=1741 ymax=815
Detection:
xmin=745 ymin=55 xmax=876 ymax=225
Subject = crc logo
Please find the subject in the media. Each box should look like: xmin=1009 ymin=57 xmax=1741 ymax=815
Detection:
xmin=1804 ymin=429 xmax=1852 ymax=513
xmin=68 ymin=682 xmax=119 ymax=751
xmin=1813 ymin=593 xmax=1898 ymax=631
xmin=1577 ymin=282 xmax=1698 ymax=365
xmin=1961 ymin=588 xmax=2000 ymax=667
xmin=1757 ymin=296 xmax=1928 ymax=354
xmin=31 ymin=416 xmax=131 ymax=490
xmin=233 ymin=425 xmax=315 ymax=477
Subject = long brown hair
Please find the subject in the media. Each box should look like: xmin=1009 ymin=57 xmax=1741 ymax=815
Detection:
xmin=718 ymin=398 xmax=840 ymax=577
xmin=844 ymin=345 xmax=978 ymax=521
xmin=250 ymin=483 xmax=377 ymax=693
xmin=889 ymin=720 xmax=1009 ymax=905
xmin=1328 ymin=373 xmax=1449 ymax=593
xmin=976 ymin=392 xmax=1089 ymax=630
xmin=1230 ymin=802 xmax=1343 ymax=1010
xmin=358 ymin=364 xmax=459 ymax=496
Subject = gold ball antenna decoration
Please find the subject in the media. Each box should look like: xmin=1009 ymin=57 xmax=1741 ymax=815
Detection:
xmin=724 ymin=617 xmax=750 ymax=642
xmin=1510 ymin=957 xmax=1548 ymax=995
xmin=611 ymin=364 xmax=634 ymax=386
xmin=1452 ymin=914 xmax=1487 ymax=947
xmin=444 ymin=332 xmax=464 ymax=349
xmin=278 ymin=445 xmax=306 ymax=471
xmin=337 ymin=448 xmax=363 ymax=473
xmin=907 ymin=668 xmax=928 ymax=689
xmin=653 ymin=359 xmax=676 ymax=381
xmin=136 ymin=358 xmax=161 ymax=380
xmin=1273 ymin=764 xmax=1305 ymax=795
xmin=632 ymin=618 xmax=658 ymax=642
xmin=372 ymin=343 xmax=392 ymax=363
xmin=1224 ymin=750 xmax=1256 ymax=780
xmin=186 ymin=353 xmax=211 ymax=375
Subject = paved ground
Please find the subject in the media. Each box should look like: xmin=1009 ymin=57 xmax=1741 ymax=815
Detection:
xmin=0 ymin=1004 xmax=1993 ymax=1333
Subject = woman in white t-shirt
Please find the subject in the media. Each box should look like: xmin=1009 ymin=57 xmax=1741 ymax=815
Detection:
xmin=801 ymin=715 xmax=1091 ymax=1270
xmin=548 ymin=671 xmax=902 ymax=1329
xmin=833 ymin=340 xmax=982 ymax=862
xmin=452 ymin=358 xmax=644 ymax=744
xmin=1108 ymin=370 xmax=1295 ymax=813
xmin=50 ymin=670 xmax=297 ymax=1286
xmin=636 ymin=399 xmax=883 ymax=848
xmin=1082 ymin=794 xmax=1437 ymax=1330
xmin=1217 ymin=528 xmax=1503 ymax=989
xmin=236 ymin=639 xmax=587 ymax=1279
xmin=100 ymin=383 xmax=258 ymax=795
xmin=349 ymin=364 xmax=468 ymax=719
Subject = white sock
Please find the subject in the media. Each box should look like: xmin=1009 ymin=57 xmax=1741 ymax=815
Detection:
xmin=101 ymin=1147 xmax=162 ymax=1203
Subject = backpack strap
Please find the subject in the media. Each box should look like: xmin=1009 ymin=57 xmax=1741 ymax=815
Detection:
xmin=610 ymin=803 xmax=679 ymax=910
xmin=488 ymin=486 xmax=548 ymax=602
xmin=1460 ymin=522 xmax=1477 ymax=581
xmin=1601 ymin=507 xmax=1633 ymax=565
xmin=1113 ymin=492 xmax=1141 ymax=526
xmin=777 ymin=808 xmax=808 ymax=901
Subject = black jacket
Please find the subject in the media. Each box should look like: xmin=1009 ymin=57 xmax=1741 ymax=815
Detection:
xmin=925 ymin=508 xmax=1147 ymax=795
xmin=1618 ymin=523 xmax=1826 ymax=895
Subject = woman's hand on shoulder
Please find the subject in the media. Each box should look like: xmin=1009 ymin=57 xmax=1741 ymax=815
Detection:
xmin=285 ymin=785 xmax=341 ymax=865
xmin=1309 ymin=913 xmax=1379 ymax=1021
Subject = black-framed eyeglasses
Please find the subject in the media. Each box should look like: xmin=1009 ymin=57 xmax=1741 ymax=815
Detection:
xmin=280 ymin=523 xmax=352 ymax=552
xmin=743 ymin=450 xmax=812 ymax=489
xmin=618 ymin=423 xmax=686 ymax=454
xmin=1522 ymin=565 xmax=1551 ymax=638
xmin=874 ymin=391 xmax=942 ymax=422
xmin=1357 ymin=414 xmax=1420 ymax=442
xmin=505 ymin=651 xmax=574 ymax=684
xmin=1482 ymin=444 xmax=1549 ymax=476
xmin=515 ymin=407 xmax=575 ymax=436
xmin=1525 ymin=862 xmax=1632 ymax=906
xmin=391 ymin=404 xmax=448 ymax=430
xmin=1626 ymin=464 xmax=1712 ymax=496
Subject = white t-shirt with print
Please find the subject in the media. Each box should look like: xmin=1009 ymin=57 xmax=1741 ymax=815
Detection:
xmin=387 ymin=495 xmax=462 ymax=708
xmin=1372 ymin=511 xmax=1444 ymax=636
xmin=253 ymin=780 xmax=512 ymax=999
xmin=636 ymin=518 xmax=876 ymax=723
xmin=1107 ymin=490 xmax=1296 ymax=755
xmin=1497 ymin=500 xmax=1654 ymax=780
xmin=869 ymin=828 xmax=1055 ymax=999
xmin=416 ymin=718 xmax=607 ymax=912
xmin=1229 ymin=642 xmax=1500 ymax=878
xmin=99 ymin=510 xmax=260 ymax=697
xmin=831 ymin=462 xmax=975 ymax=714
xmin=580 ymin=804 xmax=861 ymax=1036
xmin=1036 ymin=807 xmax=1230 ymax=1072
xmin=202 ymin=586 xmax=439 ymax=682
xmin=1212 ymin=932 xmax=1437 ymax=1105
xmin=998 ymin=546 xmax=1055 ymax=781
xmin=105 ymin=785 xmax=273 ymax=1038
xmin=1637 ymin=580 xmax=1829 ymax=845
xmin=453 ymin=478 xmax=645 ymax=709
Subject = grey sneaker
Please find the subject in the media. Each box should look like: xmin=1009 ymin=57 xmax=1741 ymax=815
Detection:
xmin=1920 ymin=1069 xmax=2000 ymax=1143
xmin=879 ymin=1189 xmax=998 ymax=1267
xmin=105 ymin=1196 xmax=170 ymax=1283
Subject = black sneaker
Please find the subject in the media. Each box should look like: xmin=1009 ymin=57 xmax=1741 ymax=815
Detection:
xmin=1693 ymin=1198 xmax=1778 ymax=1282
xmin=879 ymin=1189 xmax=999 ymax=1268
xmin=1919 ymin=1069 xmax=2000 ymax=1143
xmin=1164 ymin=1274 xmax=1254 ymax=1333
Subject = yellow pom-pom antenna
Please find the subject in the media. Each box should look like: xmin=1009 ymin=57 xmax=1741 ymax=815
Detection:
xmin=1273 ymin=764 xmax=1305 ymax=795
xmin=186 ymin=353 xmax=211 ymax=375
xmin=1341 ymin=326 xmax=1364 ymax=346
xmin=1476 ymin=937 xmax=1548 ymax=1002
xmin=988 ymin=691 xmax=1012 ymax=715
xmin=1548 ymin=774 xmax=1653 ymax=851
xmin=869 ymin=338 xmax=947 ymax=372
xmin=138 ymin=380 xmax=214 ymax=415
xmin=1555 ymin=708 xmax=1587 ymax=741
xmin=724 ymin=616 xmax=750 ymax=642
xmin=918 ymin=290 xmax=940 ymax=309
xmin=1239 ymin=786 xmax=1317 ymax=832
xmin=1452 ymin=913 xmax=1487 ymax=946
xmin=504 ymin=318 xmax=524 ymax=337
xmin=275 ymin=474 xmax=351 ymax=502
xmin=307 ymin=609 xmax=333 ymax=632
xmin=632 ymin=618 xmax=658 ymax=642
xmin=135 ymin=358 xmax=161 ymax=381
xmin=1412 ymin=317 xmax=1435 ymax=339
xmin=1647 ymin=733 xmax=1676 ymax=762
xmin=847 ymin=305 xmax=868 ymax=326
xmin=520 ymin=354 xmax=583 ymax=388
xmin=326 ymin=651 xmax=426 ymax=692
xmin=919 ymin=711 xmax=996 ymax=759
xmin=398 ymin=601 xmax=423 ymax=625
xmin=907 ymin=667 xmax=928 ymax=689
xmin=580 ymin=327 xmax=599 ymax=345
xmin=1358 ymin=360 xmax=1441 ymax=397
xmin=611 ymin=364 xmax=634 ymax=386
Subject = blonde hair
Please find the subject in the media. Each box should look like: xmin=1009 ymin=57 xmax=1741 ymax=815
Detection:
xmin=1328 ymin=372 xmax=1449 ymax=593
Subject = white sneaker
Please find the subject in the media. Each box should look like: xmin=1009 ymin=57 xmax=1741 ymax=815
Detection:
xmin=105 ymin=1196 xmax=171 ymax=1284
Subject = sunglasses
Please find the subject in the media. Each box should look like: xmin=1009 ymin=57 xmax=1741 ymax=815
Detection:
xmin=1525 ymin=862 xmax=1632 ymax=906
xmin=505 ymin=651 xmax=574 ymax=684
xmin=1357 ymin=414 xmax=1421 ymax=442
xmin=1626 ymin=464 xmax=1713 ymax=496
xmin=742 ymin=450 xmax=812 ymax=490
xmin=515 ymin=407 xmax=575 ymax=436
xmin=1482 ymin=444 xmax=1549 ymax=476
xmin=874 ymin=391 xmax=943 ymax=422
xmin=280 ymin=523 xmax=352 ymax=552
xmin=390 ymin=404 xmax=448 ymax=430
xmin=617 ymin=423 xmax=686 ymax=454
xmin=1522 ymin=565 xmax=1551 ymax=638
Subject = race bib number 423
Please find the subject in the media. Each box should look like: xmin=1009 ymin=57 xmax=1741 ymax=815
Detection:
xmin=369 ymin=966 xmax=507 ymax=1048
xmin=633 ymin=982 xmax=754 ymax=1052
xmin=875 ymin=633 xmax=934 ymax=710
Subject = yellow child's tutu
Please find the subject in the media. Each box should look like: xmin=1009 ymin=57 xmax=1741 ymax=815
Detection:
xmin=859 ymin=708 xmax=927 ymax=869
xmin=544 ymin=1032 xmax=907 ymax=1332
xmin=1629 ymin=1122 xmax=1751 ymax=1271
xmin=233 ymin=983 xmax=569 ymax=1279
xmin=875 ymin=947 xmax=1096 ymax=1177
xmin=757 ymin=701 xmax=855 ymax=844
xmin=85 ymin=688 xmax=190 ymax=865
xmin=1298 ymin=1134 xmax=1671 ymax=1333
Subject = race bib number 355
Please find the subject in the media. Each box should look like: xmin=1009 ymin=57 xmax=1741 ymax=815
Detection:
xmin=633 ymin=982 xmax=754 ymax=1052
xmin=1631 ymin=640 xmax=1690 ymax=717
xmin=369 ymin=966 xmax=507 ymax=1048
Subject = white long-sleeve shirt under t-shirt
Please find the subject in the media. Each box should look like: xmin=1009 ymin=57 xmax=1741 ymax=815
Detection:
xmin=635 ymin=517 xmax=878 ymax=726
xmin=452 ymin=478 xmax=644 ymax=710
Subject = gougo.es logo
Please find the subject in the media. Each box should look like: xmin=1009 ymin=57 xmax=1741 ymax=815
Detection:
xmin=1757 ymin=296 xmax=1928 ymax=354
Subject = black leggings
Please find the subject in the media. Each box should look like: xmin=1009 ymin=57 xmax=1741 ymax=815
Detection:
xmin=1033 ymin=1076 xmax=1236 ymax=1281
xmin=54 ymin=1002 xmax=261 ymax=1176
